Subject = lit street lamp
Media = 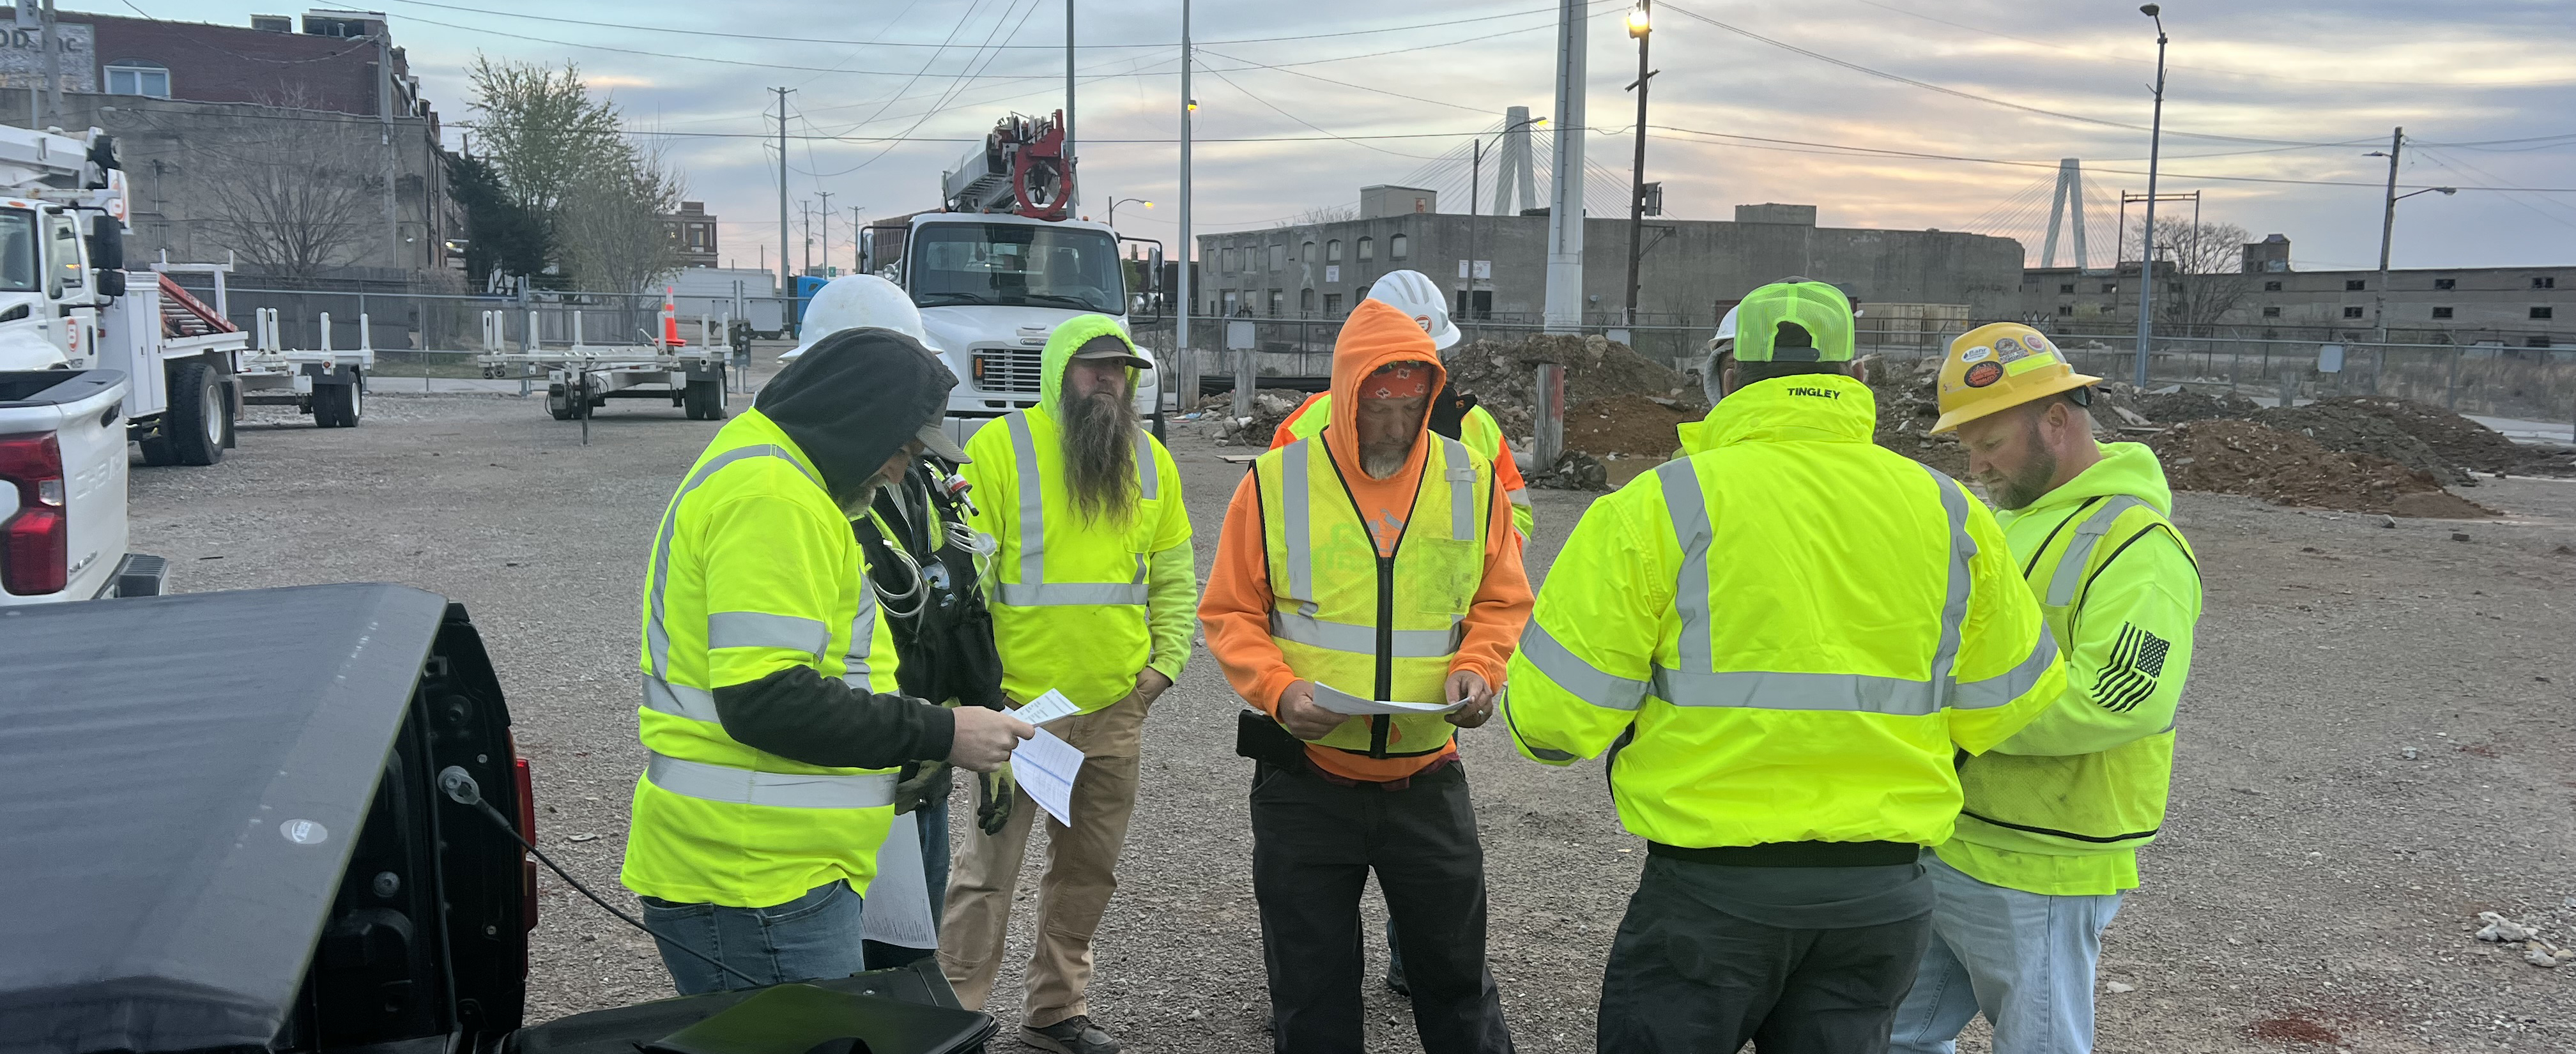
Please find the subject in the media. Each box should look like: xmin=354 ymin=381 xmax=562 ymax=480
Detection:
xmin=1623 ymin=0 xmax=1655 ymax=327
xmin=1108 ymin=197 xmax=1152 ymax=227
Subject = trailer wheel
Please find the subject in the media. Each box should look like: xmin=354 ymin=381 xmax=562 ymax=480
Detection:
xmin=685 ymin=378 xmax=726 ymax=420
xmin=164 ymin=360 xmax=231 ymax=466
xmin=314 ymin=382 xmax=360 ymax=428
xmin=546 ymin=383 xmax=578 ymax=421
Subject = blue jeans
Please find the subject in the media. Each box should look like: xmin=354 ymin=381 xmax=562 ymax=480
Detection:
xmin=1889 ymin=855 xmax=2124 ymax=1054
xmin=864 ymin=793 xmax=952 ymax=970
xmin=640 ymin=879 xmax=869 ymax=996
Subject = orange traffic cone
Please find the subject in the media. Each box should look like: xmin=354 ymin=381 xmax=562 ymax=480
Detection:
xmin=660 ymin=287 xmax=687 ymax=348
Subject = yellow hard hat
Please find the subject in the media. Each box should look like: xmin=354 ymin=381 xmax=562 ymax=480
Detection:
xmin=1931 ymin=322 xmax=2103 ymax=434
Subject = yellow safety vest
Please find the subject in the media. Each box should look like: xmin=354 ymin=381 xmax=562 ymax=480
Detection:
xmin=1282 ymin=393 xmax=1530 ymax=539
xmin=1502 ymin=375 xmax=2063 ymax=849
xmin=1254 ymin=433 xmax=1492 ymax=758
xmin=1952 ymin=496 xmax=2198 ymax=856
xmin=965 ymin=408 xmax=1177 ymax=712
xmin=622 ymin=409 xmax=902 ymax=908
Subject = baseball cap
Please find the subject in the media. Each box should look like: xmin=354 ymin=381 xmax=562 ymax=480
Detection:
xmin=1069 ymin=332 xmax=1154 ymax=370
xmin=1732 ymin=280 xmax=1857 ymax=364
xmin=913 ymin=422 xmax=969 ymax=463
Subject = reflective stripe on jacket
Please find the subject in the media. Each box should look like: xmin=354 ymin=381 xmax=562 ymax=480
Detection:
xmin=1255 ymin=432 xmax=1493 ymax=758
xmin=1279 ymin=392 xmax=1532 ymax=540
xmin=1938 ymin=441 xmax=2203 ymax=896
xmin=1501 ymin=374 xmax=2064 ymax=849
xmin=622 ymin=408 xmax=901 ymax=908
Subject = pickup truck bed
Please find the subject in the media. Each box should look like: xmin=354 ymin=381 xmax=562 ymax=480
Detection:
xmin=0 ymin=369 xmax=164 ymax=604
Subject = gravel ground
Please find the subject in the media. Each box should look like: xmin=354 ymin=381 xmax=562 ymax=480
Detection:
xmin=128 ymin=351 xmax=2576 ymax=1051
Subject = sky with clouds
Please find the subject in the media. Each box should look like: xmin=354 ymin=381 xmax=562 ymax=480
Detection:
xmin=119 ymin=0 xmax=2576 ymax=273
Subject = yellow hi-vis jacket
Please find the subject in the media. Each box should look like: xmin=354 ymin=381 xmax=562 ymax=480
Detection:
xmin=961 ymin=315 xmax=1193 ymax=712
xmin=1280 ymin=392 xmax=1533 ymax=540
xmin=622 ymin=408 xmax=903 ymax=908
xmin=1938 ymin=441 xmax=2202 ymax=896
xmin=1502 ymin=374 xmax=2064 ymax=849
xmin=1255 ymin=432 xmax=1494 ymax=757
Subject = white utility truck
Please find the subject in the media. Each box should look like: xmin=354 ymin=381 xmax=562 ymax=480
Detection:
xmin=854 ymin=110 xmax=1167 ymax=446
xmin=0 ymin=125 xmax=257 ymax=464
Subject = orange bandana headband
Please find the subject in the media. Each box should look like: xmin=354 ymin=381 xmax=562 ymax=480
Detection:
xmin=1364 ymin=362 xmax=1432 ymax=400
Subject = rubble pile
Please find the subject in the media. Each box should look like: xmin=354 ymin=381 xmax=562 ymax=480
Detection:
xmin=1866 ymin=356 xmax=1968 ymax=477
xmin=2319 ymin=396 xmax=2576 ymax=477
xmin=1564 ymin=395 xmax=1696 ymax=459
xmin=2147 ymin=420 xmax=2496 ymax=517
xmin=1444 ymin=333 xmax=1701 ymax=439
xmin=2250 ymin=402 xmax=2469 ymax=485
xmin=2474 ymin=911 xmax=2572 ymax=970
xmin=1190 ymin=388 xmax=1317 ymax=447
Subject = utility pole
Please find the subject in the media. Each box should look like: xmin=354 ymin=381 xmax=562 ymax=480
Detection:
xmin=1623 ymin=1 xmax=1654 ymax=327
xmin=849 ymin=204 xmax=864 ymax=272
xmin=799 ymin=199 xmax=813 ymax=276
xmin=1543 ymin=0 xmax=1588 ymax=333
xmin=2132 ymin=4 xmax=2167 ymax=388
xmin=1064 ymin=0 xmax=1077 ymax=208
xmin=773 ymin=86 xmax=792 ymax=300
xmin=1468 ymin=135 xmax=1482 ymax=325
xmin=38 ymin=0 xmax=58 ymax=126
xmin=816 ymin=189 xmax=835 ymax=277
xmin=2372 ymin=126 xmax=2402 ymax=348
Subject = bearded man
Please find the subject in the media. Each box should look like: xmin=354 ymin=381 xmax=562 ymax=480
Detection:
xmin=941 ymin=316 xmax=1193 ymax=1054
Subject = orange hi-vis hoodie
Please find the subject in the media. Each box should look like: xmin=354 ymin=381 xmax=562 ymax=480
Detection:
xmin=1199 ymin=300 xmax=1533 ymax=782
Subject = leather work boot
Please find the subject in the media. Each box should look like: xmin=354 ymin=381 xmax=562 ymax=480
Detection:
xmin=1022 ymin=1015 xmax=1121 ymax=1054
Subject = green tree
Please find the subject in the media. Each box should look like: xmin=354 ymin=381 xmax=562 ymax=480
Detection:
xmin=444 ymin=150 xmax=551 ymax=287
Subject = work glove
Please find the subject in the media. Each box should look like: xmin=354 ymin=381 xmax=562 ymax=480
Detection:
xmin=893 ymin=760 xmax=954 ymax=815
xmin=976 ymin=763 xmax=1017 ymax=836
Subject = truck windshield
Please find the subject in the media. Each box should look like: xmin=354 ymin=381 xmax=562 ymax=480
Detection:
xmin=911 ymin=222 xmax=1123 ymax=314
xmin=0 ymin=210 xmax=36 ymax=293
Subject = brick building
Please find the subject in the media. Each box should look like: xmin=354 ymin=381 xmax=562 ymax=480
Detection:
xmin=664 ymin=201 xmax=719 ymax=268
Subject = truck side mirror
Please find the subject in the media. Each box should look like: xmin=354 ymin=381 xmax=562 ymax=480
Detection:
xmin=1148 ymin=245 xmax=1165 ymax=296
xmin=88 ymin=215 xmax=124 ymax=298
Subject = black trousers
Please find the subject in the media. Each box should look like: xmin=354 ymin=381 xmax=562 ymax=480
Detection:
xmin=1250 ymin=759 xmax=1514 ymax=1054
xmin=1597 ymin=857 xmax=1933 ymax=1054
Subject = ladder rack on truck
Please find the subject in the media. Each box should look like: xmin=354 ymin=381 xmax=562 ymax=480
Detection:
xmin=473 ymin=300 xmax=730 ymax=422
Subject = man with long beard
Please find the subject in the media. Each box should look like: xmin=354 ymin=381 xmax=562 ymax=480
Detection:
xmin=941 ymin=316 xmax=1193 ymax=1054
xmin=1200 ymin=298 xmax=1531 ymax=1053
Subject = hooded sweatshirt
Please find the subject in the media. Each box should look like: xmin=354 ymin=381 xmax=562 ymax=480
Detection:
xmin=699 ymin=327 xmax=963 ymax=770
xmin=1199 ymin=300 xmax=1533 ymax=782
xmin=959 ymin=314 xmax=1194 ymax=710
xmin=1936 ymin=440 xmax=2203 ymax=897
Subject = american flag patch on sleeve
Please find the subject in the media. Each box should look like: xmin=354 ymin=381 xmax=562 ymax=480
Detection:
xmin=2092 ymin=623 xmax=2171 ymax=714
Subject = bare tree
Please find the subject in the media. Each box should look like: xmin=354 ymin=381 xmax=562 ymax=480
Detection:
xmin=196 ymin=95 xmax=381 ymax=280
xmin=2126 ymin=217 xmax=2253 ymax=336
xmin=1297 ymin=203 xmax=1358 ymax=225
xmin=558 ymin=143 xmax=684 ymax=298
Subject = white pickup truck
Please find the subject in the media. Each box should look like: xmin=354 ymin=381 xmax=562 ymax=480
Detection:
xmin=0 ymin=368 xmax=165 ymax=606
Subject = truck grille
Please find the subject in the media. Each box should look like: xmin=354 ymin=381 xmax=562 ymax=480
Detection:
xmin=972 ymin=346 xmax=1044 ymax=394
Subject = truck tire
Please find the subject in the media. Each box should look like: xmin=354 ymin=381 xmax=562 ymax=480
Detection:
xmin=685 ymin=378 xmax=725 ymax=420
xmin=314 ymin=381 xmax=360 ymax=428
xmin=547 ymin=384 xmax=578 ymax=421
xmin=164 ymin=360 xmax=231 ymax=466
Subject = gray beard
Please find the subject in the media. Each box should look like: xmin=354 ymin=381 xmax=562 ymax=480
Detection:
xmin=1361 ymin=442 xmax=1411 ymax=480
xmin=1060 ymin=386 xmax=1140 ymax=526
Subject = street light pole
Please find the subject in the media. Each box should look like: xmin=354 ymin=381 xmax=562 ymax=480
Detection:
xmin=816 ymin=189 xmax=834 ymax=276
xmin=1108 ymin=197 xmax=1151 ymax=227
xmin=1623 ymin=0 xmax=1654 ymax=328
xmin=2133 ymin=4 xmax=2166 ymax=388
xmin=2372 ymin=126 xmax=2403 ymax=347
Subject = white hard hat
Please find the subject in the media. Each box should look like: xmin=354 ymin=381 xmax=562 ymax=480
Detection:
xmin=781 ymin=275 xmax=928 ymax=362
xmin=1709 ymin=305 xmax=1740 ymax=349
xmin=1365 ymin=270 xmax=1460 ymax=351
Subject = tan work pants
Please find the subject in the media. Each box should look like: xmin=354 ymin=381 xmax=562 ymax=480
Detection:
xmin=938 ymin=692 xmax=1145 ymax=1027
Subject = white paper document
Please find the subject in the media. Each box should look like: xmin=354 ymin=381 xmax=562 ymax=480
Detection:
xmin=1312 ymin=682 xmax=1468 ymax=717
xmin=1012 ymin=689 xmax=1082 ymax=726
xmin=1011 ymin=728 xmax=1085 ymax=827
xmin=859 ymin=811 xmax=939 ymax=949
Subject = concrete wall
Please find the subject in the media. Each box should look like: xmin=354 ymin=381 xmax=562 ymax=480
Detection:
xmin=2020 ymin=262 xmax=2570 ymax=346
xmin=1199 ymin=214 xmax=2025 ymax=325
xmin=9 ymin=89 xmax=455 ymax=275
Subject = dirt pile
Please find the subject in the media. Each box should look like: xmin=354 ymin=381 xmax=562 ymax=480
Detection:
xmin=2315 ymin=396 xmax=2576 ymax=477
xmin=1564 ymin=395 xmax=1695 ymax=459
xmin=2147 ymin=419 xmax=2497 ymax=517
xmin=2250 ymin=402 xmax=2470 ymax=485
xmin=1444 ymin=333 xmax=1700 ymax=441
xmin=1865 ymin=356 xmax=1969 ymax=477
xmin=1191 ymin=388 xmax=1317 ymax=447
xmin=2133 ymin=388 xmax=2263 ymax=423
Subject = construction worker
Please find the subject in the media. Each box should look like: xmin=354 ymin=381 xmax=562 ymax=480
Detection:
xmin=1271 ymin=270 xmax=1535 ymax=541
xmin=1502 ymin=280 xmax=2065 ymax=1054
xmin=621 ymin=321 xmax=1033 ymax=995
xmin=1889 ymin=324 xmax=2202 ymax=1054
xmin=782 ymin=277 xmax=1012 ymax=972
xmin=1200 ymin=298 xmax=1531 ymax=1053
xmin=939 ymin=316 xmax=1193 ymax=1054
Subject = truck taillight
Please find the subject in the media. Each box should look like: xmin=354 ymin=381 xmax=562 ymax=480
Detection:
xmin=0 ymin=432 xmax=66 ymax=595
xmin=514 ymin=752 xmax=538 ymax=935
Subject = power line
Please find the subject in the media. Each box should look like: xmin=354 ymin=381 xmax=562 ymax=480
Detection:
xmin=383 ymin=0 xmax=1587 ymax=50
xmin=1197 ymin=63 xmax=1452 ymax=160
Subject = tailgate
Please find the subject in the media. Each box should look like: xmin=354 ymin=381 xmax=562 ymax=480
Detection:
xmin=0 ymin=370 xmax=130 ymax=604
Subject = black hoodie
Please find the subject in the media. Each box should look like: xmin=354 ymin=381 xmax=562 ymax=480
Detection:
xmin=707 ymin=326 xmax=967 ymax=772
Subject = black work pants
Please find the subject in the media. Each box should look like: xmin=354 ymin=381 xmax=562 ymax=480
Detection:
xmin=1597 ymin=857 xmax=1933 ymax=1054
xmin=1250 ymin=759 xmax=1514 ymax=1054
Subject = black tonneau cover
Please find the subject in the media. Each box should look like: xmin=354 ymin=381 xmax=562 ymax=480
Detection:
xmin=0 ymin=583 xmax=450 ymax=1054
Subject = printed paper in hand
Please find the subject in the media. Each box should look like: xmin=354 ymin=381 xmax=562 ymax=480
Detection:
xmin=1013 ymin=689 xmax=1081 ymax=726
xmin=1312 ymin=682 xmax=1467 ymax=717
xmin=1010 ymin=728 xmax=1085 ymax=827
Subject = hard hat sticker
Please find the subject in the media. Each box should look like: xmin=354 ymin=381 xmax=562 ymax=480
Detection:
xmin=1993 ymin=336 xmax=2028 ymax=362
xmin=1964 ymin=361 xmax=2005 ymax=388
xmin=1959 ymin=346 xmax=1993 ymax=363
xmin=2024 ymin=335 xmax=2053 ymax=355
xmin=1414 ymin=314 xmax=1433 ymax=333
